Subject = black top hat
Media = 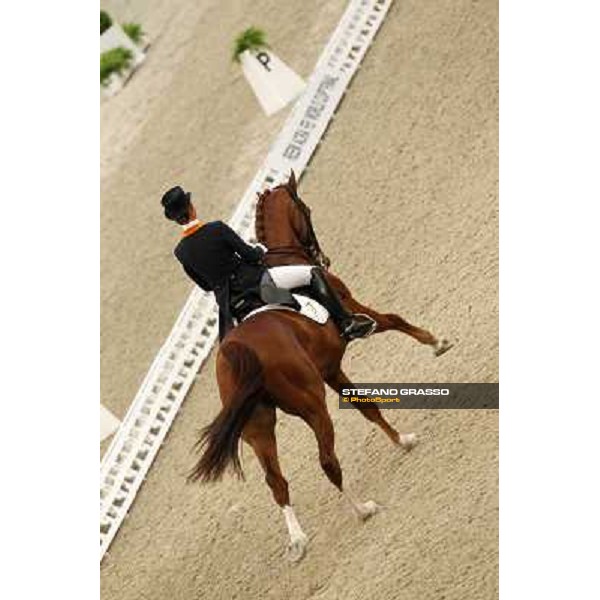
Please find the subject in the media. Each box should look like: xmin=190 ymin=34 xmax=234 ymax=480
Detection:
xmin=161 ymin=186 xmax=191 ymax=222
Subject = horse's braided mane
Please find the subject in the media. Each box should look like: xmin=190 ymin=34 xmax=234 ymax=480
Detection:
xmin=254 ymin=188 xmax=273 ymax=244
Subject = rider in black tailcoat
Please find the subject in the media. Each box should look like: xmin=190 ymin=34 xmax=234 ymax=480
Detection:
xmin=161 ymin=186 xmax=374 ymax=341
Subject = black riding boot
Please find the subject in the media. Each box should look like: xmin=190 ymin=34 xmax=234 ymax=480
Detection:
xmin=309 ymin=268 xmax=375 ymax=340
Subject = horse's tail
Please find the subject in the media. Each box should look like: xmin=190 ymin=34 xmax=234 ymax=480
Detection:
xmin=188 ymin=342 xmax=264 ymax=483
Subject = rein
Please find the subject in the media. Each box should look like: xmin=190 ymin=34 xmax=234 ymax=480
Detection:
xmin=281 ymin=184 xmax=330 ymax=269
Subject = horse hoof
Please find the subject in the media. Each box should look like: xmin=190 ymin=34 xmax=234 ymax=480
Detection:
xmin=434 ymin=339 xmax=453 ymax=357
xmin=287 ymin=535 xmax=308 ymax=563
xmin=399 ymin=432 xmax=418 ymax=450
xmin=355 ymin=500 xmax=382 ymax=522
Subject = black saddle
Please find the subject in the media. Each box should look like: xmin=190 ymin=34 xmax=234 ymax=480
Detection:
xmin=229 ymin=267 xmax=300 ymax=322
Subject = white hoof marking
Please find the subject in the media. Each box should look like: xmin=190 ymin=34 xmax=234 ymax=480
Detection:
xmin=434 ymin=338 xmax=453 ymax=357
xmin=282 ymin=505 xmax=308 ymax=563
xmin=287 ymin=534 xmax=308 ymax=563
xmin=355 ymin=500 xmax=381 ymax=522
xmin=399 ymin=432 xmax=418 ymax=450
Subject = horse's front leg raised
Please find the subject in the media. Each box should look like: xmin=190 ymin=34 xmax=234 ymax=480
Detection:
xmin=326 ymin=272 xmax=452 ymax=356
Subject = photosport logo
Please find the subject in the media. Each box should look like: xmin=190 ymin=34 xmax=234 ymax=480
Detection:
xmin=339 ymin=383 xmax=499 ymax=409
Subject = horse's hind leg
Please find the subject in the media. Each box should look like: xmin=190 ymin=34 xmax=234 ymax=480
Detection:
xmin=327 ymin=273 xmax=452 ymax=355
xmin=326 ymin=370 xmax=417 ymax=450
xmin=286 ymin=378 xmax=381 ymax=522
xmin=306 ymin=400 xmax=382 ymax=521
xmin=242 ymin=403 xmax=308 ymax=563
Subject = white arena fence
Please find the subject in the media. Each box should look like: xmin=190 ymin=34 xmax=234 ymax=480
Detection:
xmin=100 ymin=0 xmax=394 ymax=561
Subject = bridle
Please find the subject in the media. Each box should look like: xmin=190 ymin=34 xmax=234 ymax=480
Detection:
xmin=269 ymin=184 xmax=331 ymax=269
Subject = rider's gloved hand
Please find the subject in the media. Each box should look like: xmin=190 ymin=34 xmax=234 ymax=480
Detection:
xmin=249 ymin=243 xmax=267 ymax=263
xmin=253 ymin=243 xmax=268 ymax=262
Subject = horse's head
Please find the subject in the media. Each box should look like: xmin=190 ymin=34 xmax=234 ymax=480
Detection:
xmin=255 ymin=171 xmax=331 ymax=269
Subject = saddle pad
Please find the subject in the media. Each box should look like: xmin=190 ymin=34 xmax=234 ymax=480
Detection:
xmin=241 ymin=294 xmax=329 ymax=325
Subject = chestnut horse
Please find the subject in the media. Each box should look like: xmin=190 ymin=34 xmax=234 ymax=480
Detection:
xmin=255 ymin=172 xmax=451 ymax=355
xmin=189 ymin=172 xmax=451 ymax=562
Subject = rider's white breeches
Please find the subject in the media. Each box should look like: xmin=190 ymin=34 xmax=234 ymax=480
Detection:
xmin=268 ymin=265 xmax=313 ymax=289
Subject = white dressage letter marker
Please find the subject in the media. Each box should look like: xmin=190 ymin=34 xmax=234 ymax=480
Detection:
xmin=100 ymin=24 xmax=145 ymax=67
xmin=241 ymin=50 xmax=306 ymax=116
xmin=100 ymin=405 xmax=121 ymax=442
